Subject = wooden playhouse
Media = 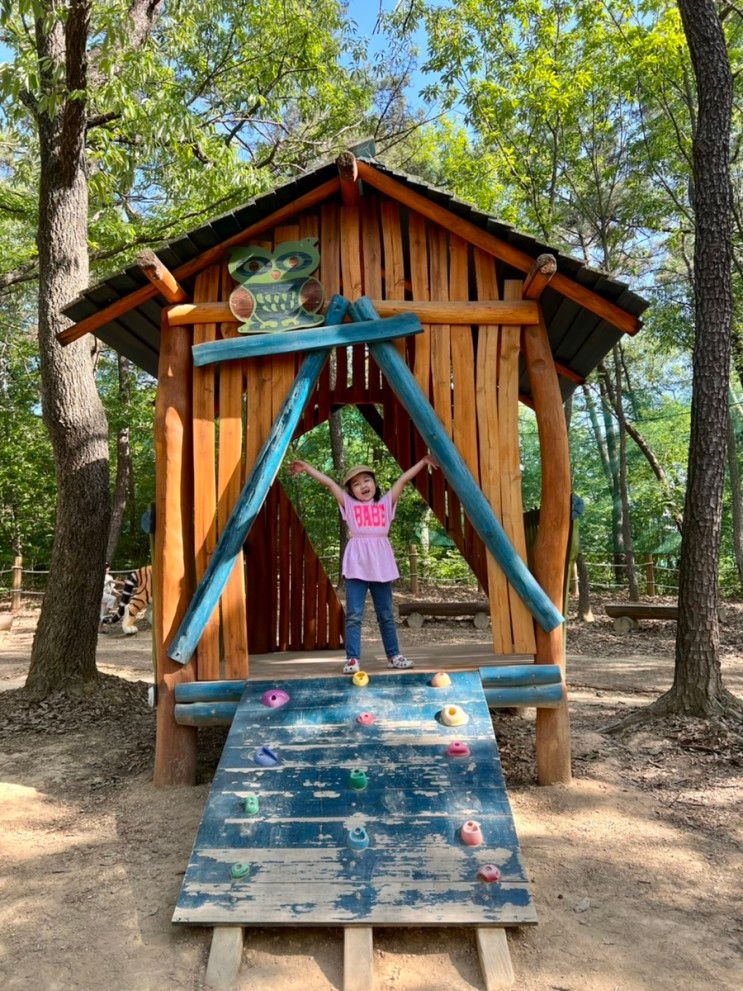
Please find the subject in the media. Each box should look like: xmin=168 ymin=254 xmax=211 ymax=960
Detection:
xmin=61 ymin=147 xmax=647 ymax=789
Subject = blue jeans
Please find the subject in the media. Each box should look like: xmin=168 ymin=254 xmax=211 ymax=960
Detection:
xmin=344 ymin=579 xmax=400 ymax=661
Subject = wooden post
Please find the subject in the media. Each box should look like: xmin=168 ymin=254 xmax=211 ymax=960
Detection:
xmin=11 ymin=555 xmax=22 ymax=614
xmin=521 ymin=298 xmax=572 ymax=786
xmin=153 ymin=308 xmax=198 ymax=787
xmin=645 ymin=555 xmax=656 ymax=597
xmin=409 ymin=543 xmax=419 ymax=595
xmin=570 ymin=561 xmax=579 ymax=597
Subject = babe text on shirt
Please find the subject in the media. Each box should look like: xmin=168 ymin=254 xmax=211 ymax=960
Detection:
xmin=351 ymin=501 xmax=388 ymax=528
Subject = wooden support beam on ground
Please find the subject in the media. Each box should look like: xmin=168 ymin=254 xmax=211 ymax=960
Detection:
xmin=337 ymin=151 xmax=360 ymax=206
xmin=356 ymin=161 xmax=640 ymax=336
xmin=476 ymin=928 xmax=514 ymax=989
xmin=344 ymin=927 xmax=373 ymax=991
xmin=58 ymin=177 xmax=341 ymax=345
xmin=137 ymin=249 xmax=189 ymax=304
xmin=522 ymin=253 xmax=557 ymax=301
xmin=205 ymin=926 xmax=244 ymax=988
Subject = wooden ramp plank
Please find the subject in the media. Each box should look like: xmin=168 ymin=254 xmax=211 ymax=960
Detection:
xmin=205 ymin=925 xmax=244 ymax=988
xmin=173 ymin=671 xmax=536 ymax=927
xmin=344 ymin=927 xmax=373 ymax=991
xmin=476 ymin=927 xmax=514 ymax=989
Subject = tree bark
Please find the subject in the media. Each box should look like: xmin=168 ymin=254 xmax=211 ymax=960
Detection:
xmin=106 ymin=354 xmax=134 ymax=564
xmin=612 ymin=349 xmax=640 ymax=599
xmin=727 ymin=406 xmax=743 ymax=591
xmin=26 ymin=1 xmax=110 ymax=696
xmin=597 ymin=369 xmax=626 ymax=582
xmin=671 ymin=0 xmax=735 ymax=713
xmin=576 ymin=551 xmax=594 ymax=622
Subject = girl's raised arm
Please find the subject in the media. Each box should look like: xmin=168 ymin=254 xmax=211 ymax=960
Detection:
xmin=389 ymin=454 xmax=438 ymax=505
xmin=289 ymin=460 xmax=346 ymax=506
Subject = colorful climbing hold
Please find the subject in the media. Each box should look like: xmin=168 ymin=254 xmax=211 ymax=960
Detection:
xmin=230 ymin=862 xmax=251 ymax=879
xmin=460 ymin=820 xmax=484 ymax=847
xmin=447 ymin=740 xmax=470 ymax=757
xmin=347 ymin=826 xmax=370 ymax=851
xmin=478 ymin=864 xmax=502 ymax=883
xmin=356 ymin=712 xmax=375 ymax=725
xmin=349 ymin=769 xmax=368 ymax=791
xmin=440 ymin=704 xmax=469 ymax=727
xmin=261 ymin=688 xmax=290 ymax=708
xmin=430 ymin=671 xmax=451 ymax=688
xmin=352 ymin=671 xmax=369 ymax=687
xmin=243 ymin=794 xmax=260 ymax=815
xmin=254 ymin=745 xmax=280 ymax=766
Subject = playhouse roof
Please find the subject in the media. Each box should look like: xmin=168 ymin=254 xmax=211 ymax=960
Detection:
xmin=62 ymin=155 xmax=648 ymax=397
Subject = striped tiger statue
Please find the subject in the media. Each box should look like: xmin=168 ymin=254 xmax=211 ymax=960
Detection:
xmin=101 ymin=565 xmax=152 ymax=635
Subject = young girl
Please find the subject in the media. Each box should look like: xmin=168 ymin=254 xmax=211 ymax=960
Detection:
xmin=289 ymin=455 xmax=438 ymax=674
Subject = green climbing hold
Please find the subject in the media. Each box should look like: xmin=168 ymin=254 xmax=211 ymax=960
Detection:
xmin=349 ymin=769 xmax=368 ymax=791
xmin=243 ymin=794 xmax=260 ymax=815
xmin=230 ymin=862 xmax=251 ymax=880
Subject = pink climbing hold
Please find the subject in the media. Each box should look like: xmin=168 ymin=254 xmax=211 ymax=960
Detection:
xmin=460 ymin=820 xmax=484 ymax=847
xmin=478 ymin=864 xmax=502 ymax=883
xmin=261 ymin=688 xmax=290 ymax=709
xmin=357 ymin=712 xmax=375 ymax=725
xmin=447 ymin=740 xmax=470 ymax=757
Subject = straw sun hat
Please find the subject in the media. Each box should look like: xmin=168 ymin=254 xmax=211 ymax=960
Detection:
xmin=342 ymin=464 xmax=376 ymax=487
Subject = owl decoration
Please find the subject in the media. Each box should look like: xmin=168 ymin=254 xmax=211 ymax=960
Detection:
xmin=227 ymin=238 xmax=325 ymax=334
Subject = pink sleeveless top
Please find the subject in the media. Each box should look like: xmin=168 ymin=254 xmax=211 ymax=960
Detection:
xmin=340 ymin=492 xmax=399 ymax=582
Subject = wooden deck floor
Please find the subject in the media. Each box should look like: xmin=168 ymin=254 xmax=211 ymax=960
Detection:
xmin=247 ymin=643 xmax=532 ymax=681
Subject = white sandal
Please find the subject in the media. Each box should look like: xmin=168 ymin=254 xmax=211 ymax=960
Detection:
xmin=343 ymin=658 xmax=360 ymax=674
xmin=388 ymin=654 xmax=413 ymax=669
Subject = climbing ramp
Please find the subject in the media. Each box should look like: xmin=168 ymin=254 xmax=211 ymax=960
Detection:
xmin=175 ymin=670 xmax=535 ymax=970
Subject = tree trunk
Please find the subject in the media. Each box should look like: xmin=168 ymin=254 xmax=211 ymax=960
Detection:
xmin=612 ymin=349 xmax=640 ymax=599
xmin=597 ymin=370 xmax=626 ymax=583
xmin=576 ymin=551 xmax=594 ymax=622
xmin=671 ymin=0 xmax=734 ymax=713
xmin=106 ymin=354 xmax=134 ymax=564
xmin=26 ymin=2 xmax=111 ymax=696
xmin=726 ymin=405 xmax=743 ymax=591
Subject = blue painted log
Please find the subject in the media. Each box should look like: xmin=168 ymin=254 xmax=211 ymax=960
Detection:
xmin=193 ymin=313 xmax=422 ymax=367
xmin=168 ymin=348 xmax=329 ymax=664
xmin=175 ymin=680 xmax=247 ymax=702
xmin=174 ymin=702 xmax=239 ymax=726
xmin=485 ymin=683 xmax=565 ymax=708
xmin=479 ymin=664 xmax=562 ymax=687
xmin=349 ymin=297 xmax=564 ymax=634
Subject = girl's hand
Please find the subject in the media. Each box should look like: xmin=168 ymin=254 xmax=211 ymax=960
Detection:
xmin=423 ymin=454 xmax=439 ymax=469
xmin=289 ymin=460 xmax=309 ymax=476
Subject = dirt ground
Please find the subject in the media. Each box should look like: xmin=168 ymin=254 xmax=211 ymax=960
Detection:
xmin=0 ymin=600 xmax=741 ymax=991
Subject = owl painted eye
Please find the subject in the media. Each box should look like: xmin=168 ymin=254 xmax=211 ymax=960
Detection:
xmin=276 ymin=250 xmax=312 ymax=272
xmin=228 ymin=246 xmax=272 ymax=283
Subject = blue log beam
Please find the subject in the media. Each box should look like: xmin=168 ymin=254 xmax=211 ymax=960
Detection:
xmin=193 ymin=313 xmax=422 ymax=367
xmin=167 ymin=348 xmax=329 ymax=664
xmin=175 ymin=680 xmax=247 ymax=702
xmin=485 ymin=683 xmax=565 ymax=709
xmin=480 ymin=664 xmax=562 ymax=687
xmin=174 ymin=702 xmax=239 ymax=726
xmin=349 ymin=297 xmax=564 ymax=634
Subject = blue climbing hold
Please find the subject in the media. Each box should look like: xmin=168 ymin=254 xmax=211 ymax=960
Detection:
xmin=347 ymin=826 xmax=369 ymax=851
xmin=254 ymin=746 xmax=280 ymax=766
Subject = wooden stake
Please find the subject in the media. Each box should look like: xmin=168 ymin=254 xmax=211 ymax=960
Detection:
xmin=523 ymin=253 xmax=557 ymax=301
xmin=344 ymin=927 xmax=373 ymax=991
xmin=476 ymin=928 xmax=514 ymax=989
xmin=153 ymin=308 xmax=197 ymax=787
xmin=337 ymin=150 xmax=360 ymax=206
xmin=205 ymin=926 xmax=244 ymax=988
xmin=11 ymin=555 xmax=22 ymax=614
xmin=136 ymin=249 xmax=189 ymax=303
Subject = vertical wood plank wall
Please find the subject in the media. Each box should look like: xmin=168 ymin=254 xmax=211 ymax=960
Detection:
xmin=185 ymin=191 xmax=538 ymax=662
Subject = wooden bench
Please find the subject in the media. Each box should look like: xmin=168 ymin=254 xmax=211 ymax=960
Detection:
xmin=604 ymin=602 xmax=678 ymax=635
xmin=397 ymin=599 xmax=490 ymax=630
